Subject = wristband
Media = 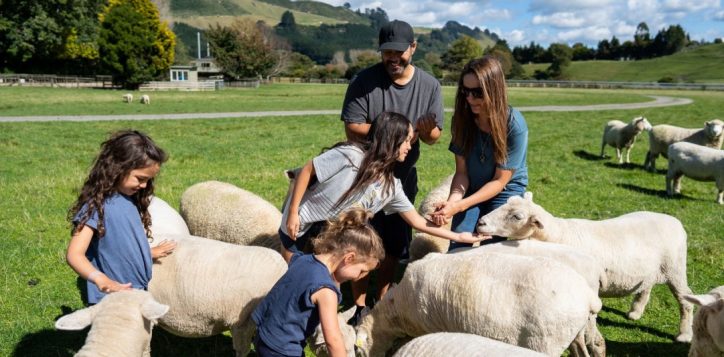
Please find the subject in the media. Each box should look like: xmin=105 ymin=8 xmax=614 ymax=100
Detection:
xmin=87 ymin=270 xmax=102 ymax=283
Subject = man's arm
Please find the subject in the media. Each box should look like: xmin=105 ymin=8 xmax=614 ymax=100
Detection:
xmin=344 ymin=122 xmax=371 ymax=141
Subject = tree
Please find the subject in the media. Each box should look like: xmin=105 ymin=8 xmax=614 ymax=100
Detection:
xmin=634 ymin=22 xmax=651 ymax=59
xmin=97 ymin=0 xmax=175 ymax=88
xmin=278 ymin=11 xmax=297 ymax=30
xmin=441 ymin=35 xmax=483 ymax=75
xmin=546 ymin=43 xmax=572 ymax=79
xmin=207 ymin=19 xmax=277 ymax=79
xmin=283 ymin=52 xmax=317 ymax=78
xmin=571 ymin=42 xmax=594 ymax=61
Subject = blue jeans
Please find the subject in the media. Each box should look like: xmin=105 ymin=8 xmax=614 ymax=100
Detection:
xmin=448 ymin=188 xmax=525 ymax=251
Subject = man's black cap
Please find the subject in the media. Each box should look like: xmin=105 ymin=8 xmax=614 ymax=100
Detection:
xmin=378 ymin=20 xmax=414 ymax=52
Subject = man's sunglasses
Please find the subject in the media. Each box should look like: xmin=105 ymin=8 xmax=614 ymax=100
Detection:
xmin=460 ymin=86 xmax=484 ymax=99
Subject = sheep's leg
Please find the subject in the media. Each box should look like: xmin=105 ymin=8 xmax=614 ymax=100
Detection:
xmin=667 ymin=275 xmax=694 ymax=342
xmin=717 ymin=190 xmax=723 ymax=205
xmin=624 ymin=146 xmax=632 ymax=163
xmin=600 ymin=140 xmax=606 ymax=158
xmin=627 ymin=287 xmax=651 ymax=320
xmin=567 ymin=329 xmax=590 ymax=357
xmin=666 ymin=170 xmax=681 ymax=196
xmin=616 ymin=148 xmax=622 ymax=163
xmin=715 ymin=178 xmax=724 ymax=204
xmin=673 ymin=175 xmax=682 ymax=194
xmin=231 ymin=321 xmax=255 ymax=357
xmin=645 ymin=151 xmax=656 ymax=172
xmin=584 ymin=315 xmax=605 ymax=357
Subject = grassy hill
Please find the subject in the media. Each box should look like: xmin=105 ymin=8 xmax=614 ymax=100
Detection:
xmin=523 ymin=43 xmax=724 ymax=83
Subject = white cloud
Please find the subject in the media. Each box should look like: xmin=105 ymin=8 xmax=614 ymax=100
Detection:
xmin=662 ymin=0 xmax=719 ymax=12
xmin=481 ymin=8 xmax=512 ymax=20
xmin=507 ymin=29 xmax=526 ymax=44
xmin=529 ymin=0 xmax=614 ymax=14
xmin=532 ymin=12 xmax=586 ymax=28
xmin=715 ymin=10 xmax=724 ymax=21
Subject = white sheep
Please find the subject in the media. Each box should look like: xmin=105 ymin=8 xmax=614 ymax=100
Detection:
xmin=122 ymin=93 xmax=133 ymax=103
xmin=683 ymin=286 xmax=724 ymax=357
xmin=477 ymin=193 xmax=694 ymax=342
xmin=393 ymin=332 xmax=547 ymax=357
xmin=55 ymin=289 xmax=168 ymax=357
xmin=666 ymin=141 xmax=724 ymax=204
xmin=355 ymin=251 xmax=603 ymax=356
xmin=408 ymin=175 xmax=453 ymax=261
xmin=644 ymin=119 xmax=724 ymax=171
xmin=600 ymin=116 xmax=652 ymax=164
xmin=140 ymin=94 xmax=150 ymax=104
xmin=179 ymin=181 xmax=282 ymax=251
xmin=148 ymin=234 xmax=287 ymax=357
xmin=308 ymin=306 xmax=358 ymax=357
xmin=149 ymin=196 xmax=190 ymax=238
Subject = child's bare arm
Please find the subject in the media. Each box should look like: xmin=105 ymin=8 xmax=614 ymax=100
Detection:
xmin=286 ymin=160 xmax=316 ymax=240
xmin=399 ymin=210 xmax=490 ymax=244
xmin=312 ymin=288 xmax=347 ymax=357
xmin=67 ymin=225 xmax=132 ymax=293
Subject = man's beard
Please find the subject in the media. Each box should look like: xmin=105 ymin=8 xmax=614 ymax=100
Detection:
xmin=384 ymin=57 xmax=410 ymax=78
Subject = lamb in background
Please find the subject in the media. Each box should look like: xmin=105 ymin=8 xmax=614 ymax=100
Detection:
xmin=477 ymin=193 xmax=694 ymax=342
xmin=666 ymin=141 xmax=724 ymax=204
xmin=122 ymin=93 xmax=133 ymax=103
xmin=683 ymin=286 xmax=724 ymax=357
xmin=55 ymin=290 xmax=168 ymax=357
xmin=393 ymin=332 xmax=546 ymax=357
xmin=354 ymin=252 xmax=603 ymax=356
xmin=644 ymin=119 xmax=724 ymax=171
xmin=140 ymin=94 xmax=150 ymax=104
xmin=600 ymin=116 xmax=652 ymax=164
xmin=180 ymin=181 xmax=281 ymax=252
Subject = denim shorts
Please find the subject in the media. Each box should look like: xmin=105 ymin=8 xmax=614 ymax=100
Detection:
xmin=448 ymin=188 xmax=525 ymax=251
xmin=279 ymin=221 xmax=327 ymax=254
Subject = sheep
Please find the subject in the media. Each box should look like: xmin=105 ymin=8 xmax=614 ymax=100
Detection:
xmin=308 ymin=306 xmax=358 ymax=357
xmin=392 ymin=332 xmax=547 ymax=357
xmin=666 ymin=141 xmax=724 ymax=204
xmin=149 ymin=196 xmax=190 ymax=238
xmin=55 ymin=289 xmax=169 ymax=357
xmin=148 ymin=234 xmax=287 ymax=357
xmin=179 ymin=181 xmax=282 ymax=252
xmin=122 ymin=93 xmax=133 ymax=103
xmin=477 ymin=193 xmax=694 ymax=342
xmin=408 ymin=175 xmax=453 ymax=261
xmin=140 ymin=94 xmax=150 ymax=104
xmin=354 ymin=251 xmax=603 ymax=356
xmin=600 ymin=116 xmax=652 ymax=164
xmin=644 ymin=119 xmax=724 ymax=171
xmin=683 ymin=286 xmax=724 ymax=357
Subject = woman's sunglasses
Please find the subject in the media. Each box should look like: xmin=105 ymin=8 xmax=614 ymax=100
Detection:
xmin=460 ymin=86 xmax=484 ymax=99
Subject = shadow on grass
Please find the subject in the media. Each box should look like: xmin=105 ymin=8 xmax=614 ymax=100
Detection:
xmin=604 ymin=162 xmax=645 ymax=170
xmin=573 ymin=150 xmax=607 ymax=161
xmin=605 ymin=339 xmax=689 ymax=357
xmin=616 ymin=183 xmax=686 ymax=200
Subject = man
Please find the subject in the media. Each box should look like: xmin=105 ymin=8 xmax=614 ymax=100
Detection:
xmin=341 ymin=19 xmax=444 ymax=324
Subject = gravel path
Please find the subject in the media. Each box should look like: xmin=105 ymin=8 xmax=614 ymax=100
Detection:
xmin=0 ymin=95 xmax=692 ymax=123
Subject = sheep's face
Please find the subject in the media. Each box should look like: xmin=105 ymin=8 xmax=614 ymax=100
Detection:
xmin=705 ymin=119 xmax=724 ymax=140
xmin=685 ymin=288 xmax=724 ymax=352
xmin=477 ymin=193 xmax=542 ymax=239
xmin=634 ymin=116 xmax=652 ymax=132
xmin=309 ymin=306 xmax=357 ymax=357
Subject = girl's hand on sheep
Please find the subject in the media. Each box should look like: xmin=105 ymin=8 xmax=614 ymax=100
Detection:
xmin=286 ymin=212 xmax=300 ymax=240
xmin=94 ymin=274 xmax=133 ymax=294
xmin=152 ymin=240 xmax=177 ymax=260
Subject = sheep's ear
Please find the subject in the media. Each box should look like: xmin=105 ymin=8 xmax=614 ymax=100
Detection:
xmin=55 ymin=306 xmax=98 ymax=330
xmin=523 ymin=192 xmax=533 ymax=201
xmin=683 ymin=293 xmax=718 ymax=307
xmin=340 ymin=306 xmax=357 ymax=323
xmin=507 ymin=195 xmax=522 ymax=203
xmin=529 ymin=214 xmax=544 ymax=230
xmin=141 ymin=299 xmax=169 ymax=321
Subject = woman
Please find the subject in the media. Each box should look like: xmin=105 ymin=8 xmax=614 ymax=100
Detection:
xmin=430 ymin=56 xmax=528 ymax=251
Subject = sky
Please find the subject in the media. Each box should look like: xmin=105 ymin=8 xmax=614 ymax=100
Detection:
xmin=315 ymin=0 xmax=724 ymax=48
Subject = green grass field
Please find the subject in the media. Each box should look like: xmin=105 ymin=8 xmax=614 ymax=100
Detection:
xmin=1 ymin=84 xmax=722 ymax=356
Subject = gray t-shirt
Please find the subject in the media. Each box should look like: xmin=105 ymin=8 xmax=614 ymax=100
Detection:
xmin=281 ymin=145 xmax=414 ymax=237
xmin=341 ymin=63 xmax=444 ymax=175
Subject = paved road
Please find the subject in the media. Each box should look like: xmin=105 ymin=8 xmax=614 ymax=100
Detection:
xmin=0 ymin=95 xmax=692 ymax=123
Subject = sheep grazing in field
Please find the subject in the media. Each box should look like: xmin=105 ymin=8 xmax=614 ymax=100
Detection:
xmin=122 ymin=93 xmax=133 ymax=103
xmin=180 ymin=181 xmax=282 ymax=252
xmin=140 ymin=94 xmax=150 ymax=104
xmin=477 ymin=193 xmax=694 ymax=342
xmin=644 ymin=119 xmax=724 ymax=172
xmin=683 ymin=286 xmax=724 ymax=357
xmin=666 ymin=141 xmax=724 ymax=204
xmin=393 ymin=332 xmax=547 ymax=357
xmin=354 ymin=252 xmax=603 ymax=357
xmin=600 ymin=116 xmax=652 ymax=164
xmin=148 ymin=234 xmax=287 ymax=357
xmin=408 ymin=175 xmax=453 ymax=261
xmin=55 ymin=290 xmax=169 ymax=357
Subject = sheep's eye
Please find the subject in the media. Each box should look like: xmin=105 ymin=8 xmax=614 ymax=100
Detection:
xmin=511 ymin=213 xmax=524 ymax=221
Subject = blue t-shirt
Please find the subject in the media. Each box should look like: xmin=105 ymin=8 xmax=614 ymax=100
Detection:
xmin=252 ymin=253 xmax=341 ymax=356
xmin=449 ymin=107 xmax=528 ymax=194
xmin=73 ymin=193 xmax=153 ymax=304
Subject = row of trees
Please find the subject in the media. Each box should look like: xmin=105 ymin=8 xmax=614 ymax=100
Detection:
xmin=0 ymin=0 xmax=175 ymax=88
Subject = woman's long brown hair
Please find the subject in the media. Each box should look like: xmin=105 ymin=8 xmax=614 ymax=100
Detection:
xmin=68 ymin=130 xmax=167 ymax=238
xmin=451 ymin=56 xmax=509 ymax=164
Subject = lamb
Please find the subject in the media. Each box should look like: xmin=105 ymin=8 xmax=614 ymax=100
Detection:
xmin=683 ymin=286 xmax=724 ymax=357
xmin=354 ymin=251 xmax=603 ymax=356
xmin=149 ymin=196 xmax=190 ymax=238
xmin=600 ymin=116 xmax=652 ymax=164
xmin=644 ymin=119 xmax=724 ymax=171
xmin=140 ymin=94 xmax=150 ymax=104
xmin=179 ymin=181 xmax=282 ymax=251
xmin=393 ymin=332 xmax=547 ymax=357
xmin=122 ymin=93 xmax=133 ymax=103
xmin=148 ymin=234 xmax=287 ymax=357
xmin=408 ymin=175 xmax=453 ymax=261
xmin=308 ymin=306 xmax=358 ymax=357
xmin=55 ymin=289 xmax=169 ymax=357
xmin=477 ymin=193 xmax=694 ymax=342
xmin=666 ymin=141 xmax=724 ymax=204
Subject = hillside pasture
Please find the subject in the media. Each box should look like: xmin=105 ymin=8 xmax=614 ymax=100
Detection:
xmin=0 ymin=85 xmax=722 ymax=356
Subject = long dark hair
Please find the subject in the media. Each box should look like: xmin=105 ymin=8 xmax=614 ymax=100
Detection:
xmin=68 ymin=130 xmax=167 ymax=238
xmin=335 ymin=111 xmax=411 ymax=208
xmin=312 ymin=208 xmax=385 ymax=262
xmin=451 ymin=56 xmax=509 ymax=164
